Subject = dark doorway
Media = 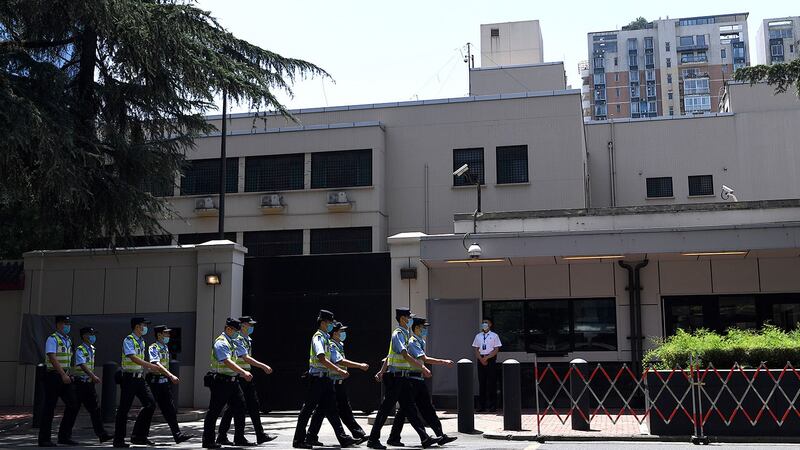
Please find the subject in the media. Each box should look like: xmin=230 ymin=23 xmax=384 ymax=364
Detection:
xmin=243 ymin=252 xmax=391 ymax=412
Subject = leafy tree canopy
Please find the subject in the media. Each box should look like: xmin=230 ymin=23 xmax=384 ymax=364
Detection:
xmin=734 ymin=59 xmax=800 ymax=96
xmin=0 ymin=0 xmax=327 ymax=258
xmin=623 ymin=17 xmax=649 ymax=30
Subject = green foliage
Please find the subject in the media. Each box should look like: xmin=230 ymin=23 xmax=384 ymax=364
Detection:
xmin=624 ymin=17 xmax=649 ymax=30
xmin=0 ymin=0 xmax=328 ymax=258
xmin=734 ymin=59 xmax=800 ymax=96
xmin=644 ymin=325 xmax=800 ymax=370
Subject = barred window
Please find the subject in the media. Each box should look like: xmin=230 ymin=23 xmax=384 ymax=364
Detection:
xmin=496 ymin=145 xmax=529 ymax=184
xmin=243 ymin=230 xmax=303 ymax=257
xmin=453 ymin=148 xmax=484 ymax=186
xmin=245 ymin=154 xmax=304 ymax=192
xmin=180 ymin=158 xmax=238 ymax=196
xmin=311 ymin=149 xmax=372 ymax=189
xmin=178 ymin=232 xmax=236 ymax=245
xmin=646 ymin=177 xmax=673 ymax=198
xmin=310 ymin=227 xmax=372 ymax=255
xmin=688 ymin=175 xmax=713 ymax=196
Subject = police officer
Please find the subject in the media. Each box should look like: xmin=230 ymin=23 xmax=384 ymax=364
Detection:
xmin=292 ymin=310 xmax=358 ymax=449
xmin=305 ymin=321 xmax=370 ymax=446
xmin=73 ymin=327 xmax=112 ymax=443
xmin=385 ymin=317 xmax=457 ymax=446
xmin=113 ymin=317 xmax=160 ymax=448
xmin=202 ymin=318 xmax=251 ymax=449
xmin=367 ymin=308 xmax=441 ymax=449
xmin=147 ymin=325 xmax=194 ymax=444
xmin=38 ymin=315 xmax=81 ymax=447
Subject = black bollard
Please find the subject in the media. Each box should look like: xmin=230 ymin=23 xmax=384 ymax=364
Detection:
xmin=170 ymin=360 xmax=180 ymax=407
xmin=101 ymin=362 xmax=119 ymax=423
xmin=570 ymin=358 xmax=590 ymax=431
xmin=31 ymin=364 xmax=46 ymax=428
xmin=457 ymin=358 xmax=475 ymax=433
xmin=502 ymin=359 xmax=522 ymax=431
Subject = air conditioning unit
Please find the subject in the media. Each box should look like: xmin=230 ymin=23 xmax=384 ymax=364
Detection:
xmin=194 ymin=197 xmax=218 ymax=216
xmin=260 ymin=194 xmax=285 ymax=214
xmin=326 ymin=191 xmax=352 ymax=212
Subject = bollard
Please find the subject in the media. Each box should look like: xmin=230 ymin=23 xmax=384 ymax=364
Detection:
xmin=457 ymin=358 xmax=475 ymax=433
xmin=170 ymin=360 xmax=180 ymax=407
xmin=101 ymin=362 xmax=119 ymax=423
xmin=502 ymin=359 xmax=522 ymax=431
xmin=570 ymin=358 xmax=590 ymax=431
xmin=31 ymin=364 xmax=46 ymax=429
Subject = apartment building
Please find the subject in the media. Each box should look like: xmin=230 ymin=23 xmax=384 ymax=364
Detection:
xmin=584 ymin=13 xmax=749 ymax=120
xmin=756 ymin=17 xmax=800 ymax=64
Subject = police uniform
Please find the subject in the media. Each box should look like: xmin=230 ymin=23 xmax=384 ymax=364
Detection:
xmin=113 ymin=317 xmax=157 ymax=447
xmin=38 ymin=315 xmax=81 ymax=446
xmin=147 ymin=325 xmax=192 ymax=443
xmin=292 ymin=310 xmax=357 ymax=449
xmin=73 ymin=327 xmax=111 ymax=442
xmin=306 ymin=322 xmax=367 ymax=444
xmin=367 ymin=308 xmax=437 ymax=449
xmin=202 ymin=318 xmax=249 ymax=449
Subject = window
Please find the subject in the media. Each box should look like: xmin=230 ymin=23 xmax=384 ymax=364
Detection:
xmin=180 ymin=158 xmax=238 ymax=196
xmin=684 ymin=95 xmax=711 ymax=112
xmin=141 ymin=175 xmax=174 ymax=198
xmin=669 ymin=106 xmax=674 ymax=116
xmin=594 ymin=104 xmax=607 ymax=117
xmin=593 ymin=57 xmax=604 ymax=69
xmin=732 ymin=43 xmax=745 ymax=59
xmin=771 ymin=44 xmax=785 ymax=57
xmin=720 ymin=48 xmax=726 ymax=59
xmin=311 ymin=149 xmax=372 ymax=189
xmin=663 ymin=294 xmax=800 ymax=336
xmin=646 ymin=85 xmax=656 ymax=98
xmin=682 ymin=68 xmax=700 ymax=78
xmin=666 ymin=58 xmax=672 ymax=68
xmin=629 ymin=70 xmax=639 ymax=82
xmin=667 ymin=74 xmax=673 ymax=84
xmin=679 ymin=17 xmax=714 ymax=27
xmin=668 ymin=92 xmax=673 ymax=100
xmin=628 ymin=54 xmax=637 ymax=67
xmin=490 ymin=28 xmax=499 ymax=37
xmin=496 ymin=145 xmax=529 ymax=184
xmin=684 ymin=78 xmax=709 ymax=95
xmin=695 ymin=35 xmax=706 ymax=46
xmin=614 ymin=57 xmax=618 ymax=66
xmin=243 ymin=230 xmax=303 ymax=257
xmin=644 ymin=37 xmax=654 ymax=49
xmin=665 ymin=42 xmax=671 ymax=51
xmin=627 ymin=38 xmax=637 ymax=51
xmin=178 ymin=232 xmax=236 ymax=245
xmin=645 ymin=69 xmax=656 ymax=81
xmin=679 ymin=36 xmax=694 ymax=46
xmin=616 ymin=104 xmax=621 ymax=113
xmin=310 ymin=227 xmax=372 ymax=254
xmin=594 ymin=73 xmax=606 ymax=85
xmin=688 ymin=174 xmax=713 ymax=196
xmin=594 ymin=89 xmax=606 ymax=101
xmin=615 ymin=87 xmax=620 ymax=98
xmin=572 ymin=299 xmax=618 ymax=351
xmin=646 ymin=177 xmax=673 ymax=198
xmin=453 ymin=148 xmax=485 ymax=186
xmin=245 ymin=154 xmax=304 ymax=192
xmin=768 ymin=25 xmax=793 ymax=39
xmin=791 ymin=45 xmax=795 ymax=53
xmin=645 ymin=53 xmax=654 ymax=66
xmin=482 ymin=301 xmax=525 ymax=351
xmin=630 ymin=86 xmax=639 ymax=98
xmin=614 ymin=73 xmax=619 ymax=82
xmin=630 ymin=101 xmax=640 ymax=114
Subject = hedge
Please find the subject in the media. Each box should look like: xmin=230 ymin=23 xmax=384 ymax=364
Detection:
xmin=644 ymin=325 xmax=800 ymax=370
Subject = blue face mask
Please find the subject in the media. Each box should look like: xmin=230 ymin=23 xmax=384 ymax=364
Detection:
xmin=88 ymin=335 xmax=96 ymax=344
xmin=162 ymin=337 xmax=170 ymax=344
xmin=339 ymin=331 xmax=347 ymax=342
xmin=421 ymin=328 xmax=429 ymax=338
xmin=245 ymin=325 xmax=254 ymax=336
xmin=141 ymin=326 xmax=149 ymax=335
xmin=326 ymin=323 xmax=334 ymax=333
xmin=481 ymin=323 xmax=489 ymax=331
xmin=62 ymin=325 xmax=71 ymax=335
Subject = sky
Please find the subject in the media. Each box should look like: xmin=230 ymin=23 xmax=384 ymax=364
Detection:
xmin=197 ymin=0 xmax=794 ymax=113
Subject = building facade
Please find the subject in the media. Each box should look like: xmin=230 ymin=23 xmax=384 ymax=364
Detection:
xmin=756 ymin=17 xmax=800 ymax=65
xmin=480 ymin=20 xmax=543 ymax=68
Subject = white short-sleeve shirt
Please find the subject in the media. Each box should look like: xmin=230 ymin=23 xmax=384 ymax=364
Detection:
xmin=472 ymin=331 xmax=502 ymax=356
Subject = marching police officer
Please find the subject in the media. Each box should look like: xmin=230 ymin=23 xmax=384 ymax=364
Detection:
xmin=202 ymin=318 xmax=251 ymax=449
xmin=217 ymin=316 xmax=277 ymax=446
xmin=292 ymin=310 xmax=358 ymax=449
xmin=385 ymin=317 xmax=457 ymax=446
xmin=367 ymin=308 xmax=440 ymax=449
xmin=147 ymin=325 xmax=194 ymax=444
xmin=305 ymin=321 xmax=370 ymax=446
xmin=113 ymin=317 xmax=160 ymax=448
xmin=73 ymin=327 xmax=112 ymax=443
xmin=38 ymin=315 xmax=81 ymax=447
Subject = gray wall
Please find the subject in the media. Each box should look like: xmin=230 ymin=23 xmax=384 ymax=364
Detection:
xmin=469 ymin=62 xmax=566 ymax=95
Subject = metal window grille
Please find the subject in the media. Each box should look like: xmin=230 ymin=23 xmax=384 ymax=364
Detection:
xmin=245 ymin=154 xmax=304 ymax=192
xmin=311 ymin=149 xmax=372 ymax=189
xmin=688 ymin=175 xmax=713 ymax=196
xmin=310 ymin=227 xmax=372 ymax=255
xmin=180 ymin=158 xmax=238 ymax=195
xmin=496 ymin=145 xmax=529 ymax=184
xmin=243 ymin=230 xmax=303 ymax=257
xmin=178 ymin=232 xmax=236 ymax=245
xmin=453 ymin=148 xmax=485 ymax=186
xmin=646 ymin=177 xmax=673 ymax=198
xmin=490 ymin=28 xmax=499 ymax=37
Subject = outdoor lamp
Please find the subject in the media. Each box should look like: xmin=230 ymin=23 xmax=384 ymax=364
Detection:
xmin=205 ymin=273 xmax=221 ymax=285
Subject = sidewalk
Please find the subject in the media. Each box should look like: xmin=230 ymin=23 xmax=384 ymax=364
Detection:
xmin=0 ymin=406 xmax=205 ymax=433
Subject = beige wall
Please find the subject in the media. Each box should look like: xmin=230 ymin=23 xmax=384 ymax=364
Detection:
xmin=469 ymin=62 xmax=566 ymax=95
xmin=480 ymin=20 xmax=543 ymax=67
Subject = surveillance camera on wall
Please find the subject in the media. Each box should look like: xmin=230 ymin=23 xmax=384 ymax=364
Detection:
xmin=453 ymin=164 xmax=469 ymax=177
xmin=721 ymin=184 xmax=738 ymax=202
xmin=467 ymin=242 xmax=482 ymax=259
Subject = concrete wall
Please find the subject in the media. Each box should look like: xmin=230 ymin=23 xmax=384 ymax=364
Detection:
xmin=0 ymin=289 xmax=23 ymax=406
xmin=480 ymin=20 xmax=543 ymax=67
xmin=469 ymin=62 xmax=566 ymax=95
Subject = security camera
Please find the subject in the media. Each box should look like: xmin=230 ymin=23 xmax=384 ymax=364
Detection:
xmin=467 ymin=242 xmax=482 ymax=259
xmin=453 ymin=164 xmax=469 ymax=177
xmin=721 ymin=185 xmax=738 ymax=202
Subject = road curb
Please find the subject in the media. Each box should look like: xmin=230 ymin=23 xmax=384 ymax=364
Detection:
xmin=483 ymin=432 xmax=800 ymax=444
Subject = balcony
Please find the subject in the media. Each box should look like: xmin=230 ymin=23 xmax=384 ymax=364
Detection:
xmin=676 ymin=43 xmax=709 ymax=52
xmin=680 ymin=54 xmax=708 ymax=65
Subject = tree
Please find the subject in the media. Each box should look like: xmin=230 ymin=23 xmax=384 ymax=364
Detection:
xmin=734 ymin=59 xmax=800 ymax=96
xmin=0 ymin=0 xmax=327 ymax=258
xmin=624 ymin=17 xmax=649 ymax=30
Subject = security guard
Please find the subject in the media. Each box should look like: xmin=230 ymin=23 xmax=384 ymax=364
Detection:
xmin=147 ymin=325 xmax=194 ymax=444
xmin=386 ymin=317 xmax=457 ymax=446
xmin=306 ymin=321 xmax=370 ymax=446
xmin=113 ymin=317 xmax=160 ymax=448
xmin=38 ymin=315 xmax=81 ymax=447
xmin=73 ymin=327 xmax=112 ymax=443
xmin=217 ymin=316 xmax=277 ymax=445
xmin=367 ymin=308 xmax=440 ymax=449
xmin=292 ymin=310 xmax=358 ymax=449
xmin=202 ymin=318 xmax=251 ymax=449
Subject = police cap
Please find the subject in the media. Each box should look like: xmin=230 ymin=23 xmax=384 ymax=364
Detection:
xmin=331 ymin=321 xmax=348 ymax=332
xmin=238 ymin=316 xmax=257 ymax=324
xmin=79 ymin=326 xmax=96 ymax=336
xmin=317 ymin=309 xmax=334 ymax=322
xmin=153 ymin=325 xmax=171 ymax=334
xmin=411 ymin=317 xmax=430 ymax=328
xmin=225 ymin=317 xmax=241 ymax=330
xmin=395 ymin=307 xmax=413 ymax=320
xmin=55 ymin=315 xmax=71 ymax=324
xmin=130 ymin=317 xmax=151 ymax=328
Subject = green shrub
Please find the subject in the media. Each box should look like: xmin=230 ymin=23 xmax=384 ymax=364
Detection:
xmin=643 ymin=325 xmax=800 ymax=370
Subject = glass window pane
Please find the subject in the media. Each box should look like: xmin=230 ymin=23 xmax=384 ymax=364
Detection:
xmin=310 ymin=149 xmax=372 ymax=189
xmin=573 ymin=298 xmax=617 ymax=351
xmin=483 ymin=301 xmax=525 ymax=352
xmin=496 ymin=145 xmax=529 ymax=184
xmin=665 ymin=301 xmax=706 ymax=335
xmin=243 ymin=230 xmax=303 ymax=257
xmin=245 ymin=154 xmax=304 ymax=192
xmin=180 ymin=158 xmax=238 ymax=196
xmin=525 ymin=300 xmax=570 ymax=354
xmin=453 ymin=148 xmax=485 ymax=186
xmin=718 ymin=295 xmax=757 ymax=331
xmin=771 ymin=303 xmax=800 ymax=330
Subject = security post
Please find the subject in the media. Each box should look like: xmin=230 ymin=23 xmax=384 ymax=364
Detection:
xmin=570 ymin=358 xmax=590 ymax=431
xmin=457 ymin=358 xmax=475 ymax=433
xmin=502 ymin=359 xmax=522 ymax=431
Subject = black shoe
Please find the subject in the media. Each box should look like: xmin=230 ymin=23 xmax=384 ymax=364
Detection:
xmin=57 ymin=439 xmax=80 ymax=446
xmin=234 ymin=438 xmax=257 ymax=447
xmin=354 ymin=435 xmax=369 ymax=445
xmin=38 ymin=442 xmax=57 ymax=448
xmin=305 ymin=438 xmax=324 ymax=446
xmin=217 ymin=435 xmax=233 ymax=445
xmin=386 ymin=438 xmax=404 ymax=446
xmin=421 ymin=436 xmax=442 ymax=448
xmin=130 ymin=438 xmax=156 ymax=446
xmin=292 ymin=442 xmax=313 ymax=449
xmin=99 ymin=434 xmax=113 ymax=443
xmin=367 ymin=441 xmax=387 ymax=450
xmin=203 ymin=444 xmax=222 ymax=449
xmin=112 ymin=442 xmax=129 ymax=449
xmin=437 ymin=434 xmax=457 ymax=445
xmin=175 ymin=433 xmax=195 ymax=444
xmin=339 ymin=436 xmax=359 ymax=448
xmin=257 ymin=433 xmax=278 ymax=444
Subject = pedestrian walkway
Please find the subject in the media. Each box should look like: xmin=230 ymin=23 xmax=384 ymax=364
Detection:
xmin=478 ymin=412 xmax=654 ymax=440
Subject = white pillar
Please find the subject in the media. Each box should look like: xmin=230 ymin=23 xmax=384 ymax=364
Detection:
xmin=388 ymin=233 xmax=429 ymax=320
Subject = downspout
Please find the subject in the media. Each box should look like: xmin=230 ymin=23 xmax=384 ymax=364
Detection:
xmin=608 ymin=119 xmax=617 ymax=207
xmin=618 ymin=260 xmax=649 ymax=370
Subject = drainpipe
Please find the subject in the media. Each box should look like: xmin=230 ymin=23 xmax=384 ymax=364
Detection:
xmin=608 ymin=119 xmax=617 ymax=207
xmin=618 ymin=260 xmax=649 ymax=370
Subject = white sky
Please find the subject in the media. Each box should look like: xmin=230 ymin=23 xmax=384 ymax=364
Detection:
xmin=197 ymin=0 xmax=794 ymax=113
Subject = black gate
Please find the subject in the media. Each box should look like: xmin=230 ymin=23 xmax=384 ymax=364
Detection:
xmin=243 ymin=252 xmax=391 ymax=412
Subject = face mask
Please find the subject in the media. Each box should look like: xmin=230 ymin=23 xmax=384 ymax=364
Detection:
xmin=421 ymin=328 xmax=429 ymax=338
xmin=141 ymin=326 xmax=149 ymax=335
xmin=326 ymin=323 xmax=334 ymax=333
xmin=481 ymin=323 xmax=489 ymax=331
xmin=63 ymin=325 xmax=71 ymax=335
xmin=162 ymin=337 xmax=170 ymax=344
xmin=339 ymin=331 xmax=347 ymax=342
xmin=88 ymin=335 xmax=97 ymax=344
xmin=245 ymin=325 xmax=254 ymax=336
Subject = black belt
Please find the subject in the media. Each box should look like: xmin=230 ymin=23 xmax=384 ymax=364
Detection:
xmin=122 ymin=371 xmax=144 ymax=378
xmin=308 ymin=371 xmax=329 ymax=378
xmin=212 ymin=373 xmax=239 ymax=382
xmin=389 ymin=370 xmax=421 ymax=378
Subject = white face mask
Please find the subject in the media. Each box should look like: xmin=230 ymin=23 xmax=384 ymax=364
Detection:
xmin=481 ymin=322 xmax=489 ymax=331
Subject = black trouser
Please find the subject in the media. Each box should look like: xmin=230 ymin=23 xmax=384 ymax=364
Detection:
xmin=307 ymin=380 xmax=366 ymax=440
xmin=113 ymin=373 xmax=156 ymax=443
xmin=368 ymin=372 xmax=429 ymax=443
xmin=38 ymin=371 xmax=80 ymax=444
xmin=74 ymin=379 xmax=109 ymax=438
xmin=202 ymin=375 xmax=247 ymax=447
xmin=148 ymin=379 xmax=181 ymax=438
xmin=389 ymin=377 xmax=443 ymax=440
xmin=477 ymin=356 xmax=498 ymax=410
xmin=293 ymin=375 xmax=350 ymax=446
xmin=218 ymin=376 xmax=263 ymax=438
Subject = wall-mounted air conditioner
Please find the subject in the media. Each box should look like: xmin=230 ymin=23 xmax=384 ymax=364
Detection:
xmin=260 ymin=194 xmax=285 ymax=214
xmin=194 ymin=197 xmax=218 ymax=216
xmin=326 ymin=191 xmax=352 ymax=212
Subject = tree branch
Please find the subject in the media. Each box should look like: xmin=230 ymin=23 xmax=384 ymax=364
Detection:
xmin=0 ymin=35 xmax=78 ymax=51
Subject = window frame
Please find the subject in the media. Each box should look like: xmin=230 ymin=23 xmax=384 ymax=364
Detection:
xmin=688 ymin=174 xmax=714 ymax=196
xmin=244 ymin=153 xmax=305 ymax=193
xmin=453 ymin=147 xmax=485 ymax=186
xmin=309 ymin=227 xmax=372 ymax=255
xmin=180 ymin=158 xmax=239 ymax=196
xmin=646 ymin=176 xmax=674 ymax=198
xmin=242 ymin=229 xmax=304 ymax=257
xmin=495 ymin=145 xmax=529 ymax=185
xmin=310 ymin=149 xmax=372 ymax=189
